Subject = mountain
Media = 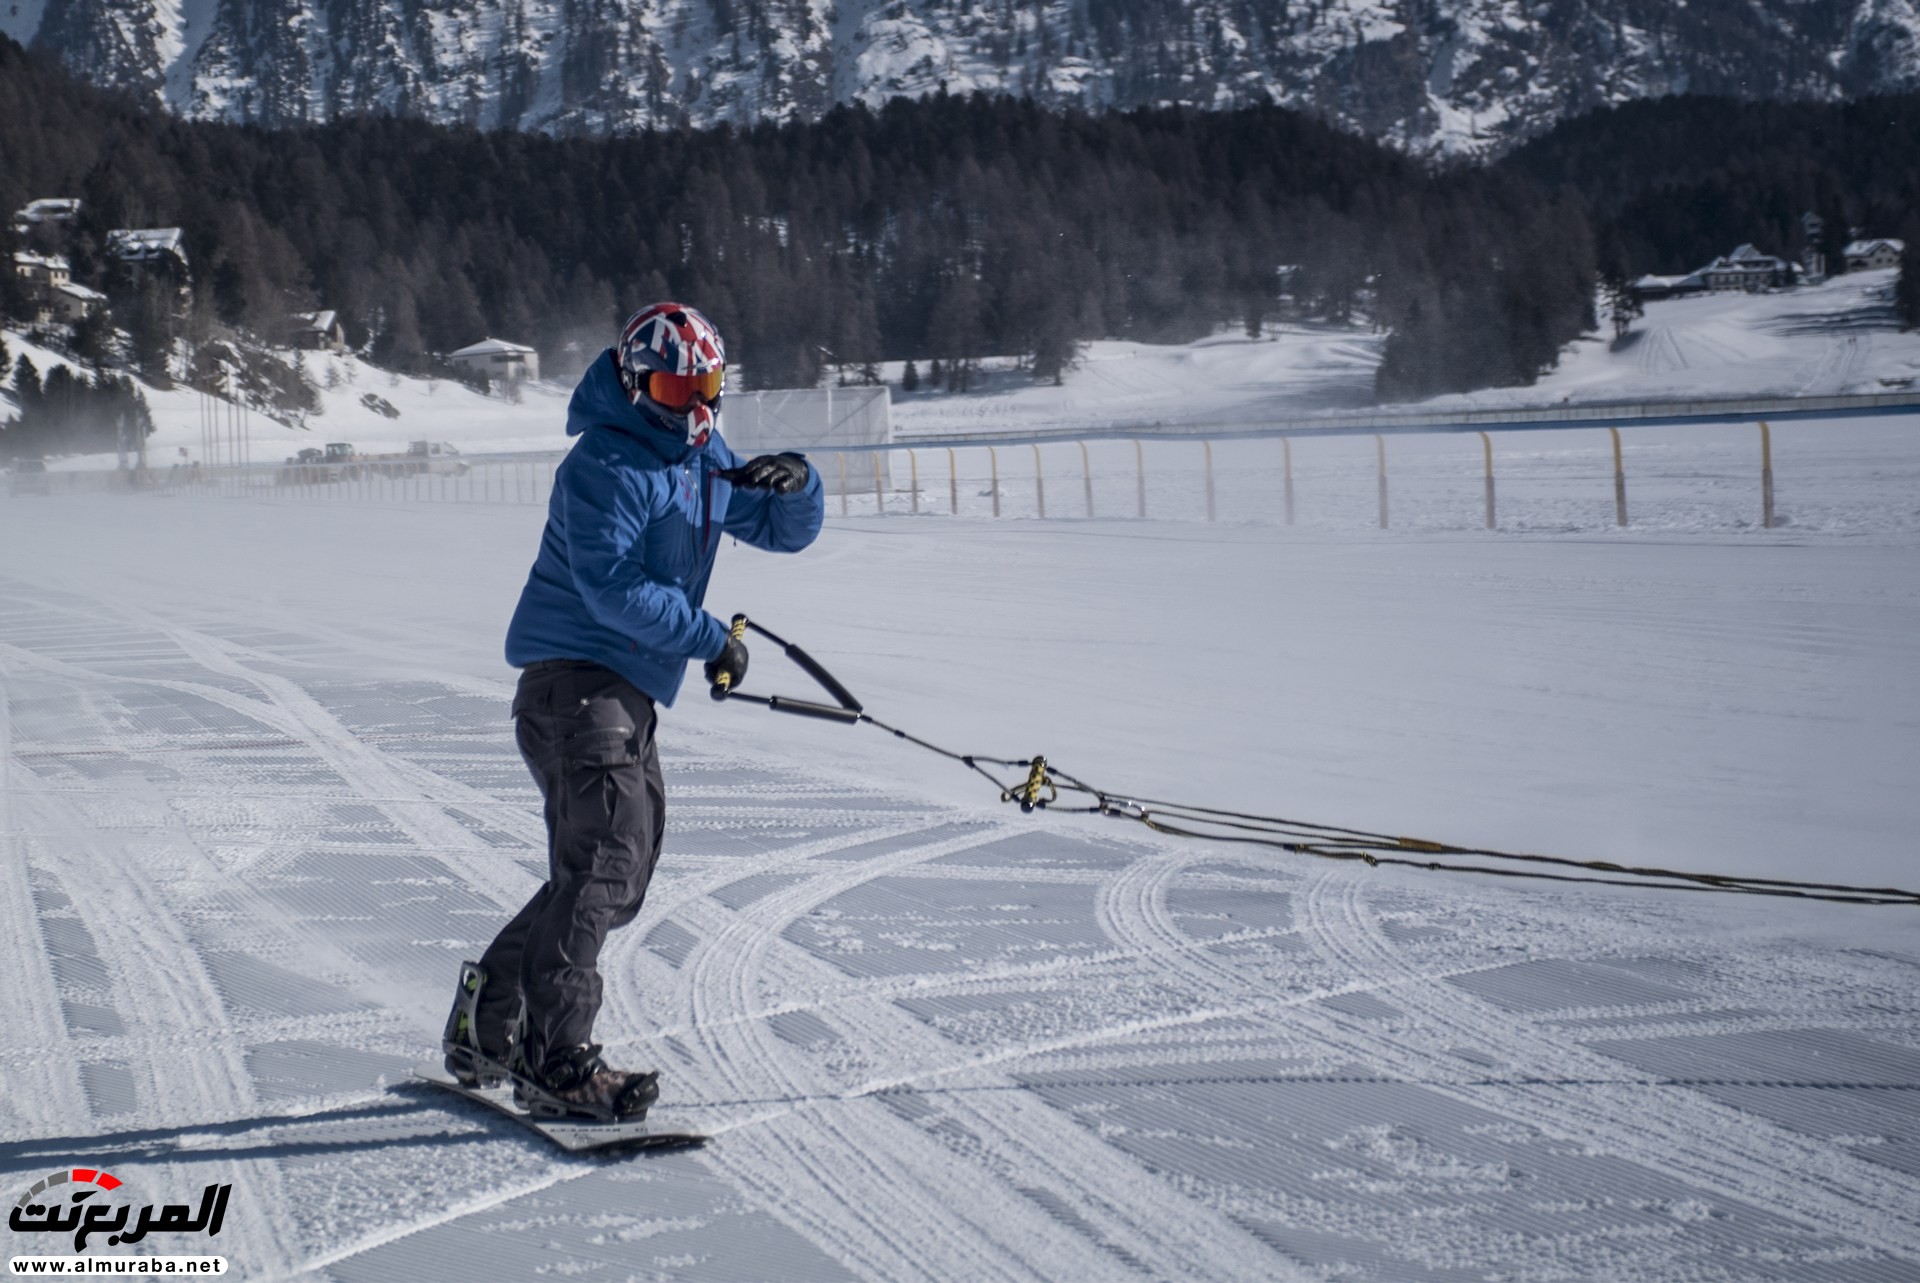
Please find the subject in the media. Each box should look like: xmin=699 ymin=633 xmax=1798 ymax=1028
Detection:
xmin=8 ymin=0 xmax=1920 ymax=154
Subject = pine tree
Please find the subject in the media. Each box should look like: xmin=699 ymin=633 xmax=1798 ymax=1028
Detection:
xmin=1897 ymin=228 xmax=1920 ymax=331
xmin=901 ymin=359 xmax=919 ymax=393
xmin=13 ymin=356 xmax=40 ymax=417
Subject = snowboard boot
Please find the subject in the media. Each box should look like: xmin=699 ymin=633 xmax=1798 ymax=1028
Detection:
xmin=441 ymin=961 xmax=517 ymax=1088
xmin=512 ymin=1043 xmax=659 ymax=1122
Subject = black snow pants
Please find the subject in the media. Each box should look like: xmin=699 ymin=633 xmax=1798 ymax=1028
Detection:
xmin=474 ymin=660 xmax=665 ymax=1071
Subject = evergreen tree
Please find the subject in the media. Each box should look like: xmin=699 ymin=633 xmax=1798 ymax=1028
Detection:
xmin=13 ymin=356 xmax=41 ymax=421
xmin=1897 ymin=227 xmax=1920 ymax=331
xmin=901 ymin=359 xmax=919 ymax=393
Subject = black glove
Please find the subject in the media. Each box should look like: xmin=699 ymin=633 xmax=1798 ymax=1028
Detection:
xmin=704 ymin=635 xmax=749 ymax=697
xmin=728 ymin=453 xmax=811 ymax=494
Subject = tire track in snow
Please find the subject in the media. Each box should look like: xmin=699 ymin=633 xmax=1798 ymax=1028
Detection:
xmin=1298 ymin=869 xmax=1920 ymax=1260
xmin=669 ymin=823 xmax=1294 ymax=1281
xmin=673 ymin=824 xmax=1064 ymax=1282
xmin=6 ymin=745 xmax=310 ymax=1275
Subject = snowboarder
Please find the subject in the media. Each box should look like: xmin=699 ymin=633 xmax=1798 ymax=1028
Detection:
xmin=443 ymin=302 xmax=824 ymax=1120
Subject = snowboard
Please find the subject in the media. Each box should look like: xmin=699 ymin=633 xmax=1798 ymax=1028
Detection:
xmin=415 ymin=1065 xmax=708 ymax=1154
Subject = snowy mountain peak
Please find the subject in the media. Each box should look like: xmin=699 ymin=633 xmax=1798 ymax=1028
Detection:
xmin=12 ymin=0 xmax=1920 ymax=153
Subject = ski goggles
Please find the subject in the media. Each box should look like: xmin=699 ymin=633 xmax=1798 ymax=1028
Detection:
xmin=645 ymin=367 xmax=725 ymax=411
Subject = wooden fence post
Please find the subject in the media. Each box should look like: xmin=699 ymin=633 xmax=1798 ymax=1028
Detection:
xmin=872 ymin=451 xmax=886 ymax=515
xmin=989 ymin=446 xmax=1001 ymax=518
xmin=1479 ymin=431 xmax=1496 ymax=530
xmin=1203 ymin=439 xmax=1216 ymax=521
xmin=909 ymin=449 xmax=920 ymax=514
xmin=1080 ymin=441 xmax=1093 ymax=519
xmin=1758 ymin=420 xmax=1774 ymax=529
xmin=1032 ymin=444 xmax=1046 ymax=519
xmin=1610 ymin=427 xmax=1627 ymax=527
xmin=1375 ymin=434 xmax=1388 ymax=530
xmin=946 ymin=447 xmax=958 ymax=515
xmin=1282 ymin=437 xmax=1295 ymax=526
xmin=1134 ymin=440 xmax=1146 ymax=519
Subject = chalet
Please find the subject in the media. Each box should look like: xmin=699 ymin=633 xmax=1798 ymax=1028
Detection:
xmin=105 ymin=228 xmax=192 ymax=301
xmin=448 ymin=337 xmax=540 ymax=384
xmin=1631 ymin=271 xmax=1707 ymax=301
xmin=293 ymin=310 xmax=348 ymax=352
xmin=13 ymin=251 xmax=70 ymax=293
xmin=52 ymin=283 xmax=107 ymax=323
xmin=1844 ymin=239 xmax=1904 ymax=272
xmin=1699 ymin=244 xmax=1798 ymax=292
xmin=11 ymin=252 xmax=90 ymax=324
xmin=12 ymin=197 xmax=82 ymax=229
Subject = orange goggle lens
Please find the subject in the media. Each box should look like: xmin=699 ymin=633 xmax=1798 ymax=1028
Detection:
xmin=645 ymin=368 xmax=725 ymax=411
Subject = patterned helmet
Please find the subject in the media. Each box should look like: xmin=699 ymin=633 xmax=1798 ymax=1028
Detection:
xmin=615 ymin=303 xmax=726 ymax=438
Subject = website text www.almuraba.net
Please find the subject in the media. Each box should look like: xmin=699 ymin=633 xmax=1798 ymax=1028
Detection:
xmin=9 ymin=1259 xmax=228 ymax=1275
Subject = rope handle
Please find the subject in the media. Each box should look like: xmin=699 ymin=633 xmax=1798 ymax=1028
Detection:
xmin=708 ymin=613 xmax=750 ymax=701
xmin=709 ymin=613 xmax=864 ymax=720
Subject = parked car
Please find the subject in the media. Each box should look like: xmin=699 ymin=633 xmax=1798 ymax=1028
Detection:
xmin=9 ymin=459 xmax=51 ymax=496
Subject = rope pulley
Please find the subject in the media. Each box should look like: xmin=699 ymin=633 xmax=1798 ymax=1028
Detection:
xmin=1003 ymin=756 xmax=1057 ymax=813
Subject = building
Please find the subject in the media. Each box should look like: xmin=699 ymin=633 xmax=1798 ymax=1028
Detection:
xmin=1633 ymin=241 xmax=1799 ymax=303
xmin=1699 ymin=244 xmax=1799 ymax=292
xmin=11 ymin=252 xmax=82 ymax=324
xmin=448 ymin=337 xmax=540 ymax=384
xmin=105 ymin=227 xmax=192 ymax=301
xmin=12 ymin=197 xmax=82 ymax=229
xmin=13 ymin=251 xmax=71 ymax=293
xmin=52 ymin=283 xmax=107 ymax=323
xmin=293 ymin=310 xmax=348 ymax=352
xmin=1631 ymin=271 xmax=1707 ymax=301
xmin=1800 ymin=211 xmax=1827 ymax=282
xmin=1843 ymin=238 xmax=1904 ymax=272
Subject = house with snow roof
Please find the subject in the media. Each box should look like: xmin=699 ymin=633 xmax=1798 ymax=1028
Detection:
xmin=105 ymin=227 xmax=192 ymax=301
xmin=12 ymin=197 xmax=82 ymax=228
xmin=1699 ymin=244 xmax=1799 ymax=292
xmin=52 ymin=282 xmax=107 ymax=323
xmin=10 ymin=251 xmax=107 ymax=324
xmin=1631 ymin=270 xmax=1708 ymax=301
xmin=13 ymin=250 xmax=71 ymax=293
xmin=1843 ymin=239 xmax=1904 ymax=272
xmin=1634 ymin=242 xmax=1800 ymax=301
xmin=448 ymin=337 xmax=540 ymax=384
xmin=294 ymin=310 xmax=348 ymax=352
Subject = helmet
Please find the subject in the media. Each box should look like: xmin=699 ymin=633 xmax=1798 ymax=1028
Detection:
xmin=615 ymin=303 xmax=726 ymax=440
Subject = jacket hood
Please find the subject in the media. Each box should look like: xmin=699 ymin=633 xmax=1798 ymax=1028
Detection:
xmin=566 ymin=348 xmax=698 ymax=465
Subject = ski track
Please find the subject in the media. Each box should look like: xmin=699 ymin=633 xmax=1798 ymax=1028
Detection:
xmin=1297 ymin=870 xmax=1920 ymax=1259
xmin=3 ymin=553 xmax=1918 ymax=1280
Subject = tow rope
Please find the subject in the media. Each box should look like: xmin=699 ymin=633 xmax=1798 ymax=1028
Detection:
xmin=709 ymin=616 xmax=1920 ymax=908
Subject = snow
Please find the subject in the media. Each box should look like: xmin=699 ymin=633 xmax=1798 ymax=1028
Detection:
xmin=0 ymin=399 xmax=1917 ymax=1276
xmin=8 ymin=269 xmax=1917 ymax=476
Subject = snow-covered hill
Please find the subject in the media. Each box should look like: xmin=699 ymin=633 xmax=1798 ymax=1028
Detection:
xmin=895 ymin=270 xmax=1920 ymax=437
xmin=10 ymin=0 xmax=1920 ymax=154
xmin=5 ymin=269 xmax=1917 ymax=469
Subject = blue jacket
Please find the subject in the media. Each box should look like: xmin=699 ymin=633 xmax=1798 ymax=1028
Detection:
xmin=504 ymin=350 xmax=826 ymax=706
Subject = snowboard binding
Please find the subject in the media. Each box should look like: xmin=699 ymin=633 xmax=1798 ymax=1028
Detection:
xmin=511 ymin=1044 xmax=659 ymax=1123
xmin=442 ymin=960 xmax=516 ymax=1089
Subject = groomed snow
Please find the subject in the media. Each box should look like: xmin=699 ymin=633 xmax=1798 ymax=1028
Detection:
xmin=1 ymin=420 xmax=1917 ymax=1277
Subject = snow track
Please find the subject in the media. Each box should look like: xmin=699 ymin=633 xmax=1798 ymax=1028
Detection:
xmin=2 ymin=496 xmax=1917 ymax=1280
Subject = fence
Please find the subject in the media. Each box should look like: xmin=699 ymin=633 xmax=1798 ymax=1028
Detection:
xmin=16 ymin=415 xmax=1915 ymax=536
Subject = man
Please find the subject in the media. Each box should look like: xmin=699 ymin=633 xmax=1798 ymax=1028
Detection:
xmin=443 ymin=302 xmax=824 ymax=1120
